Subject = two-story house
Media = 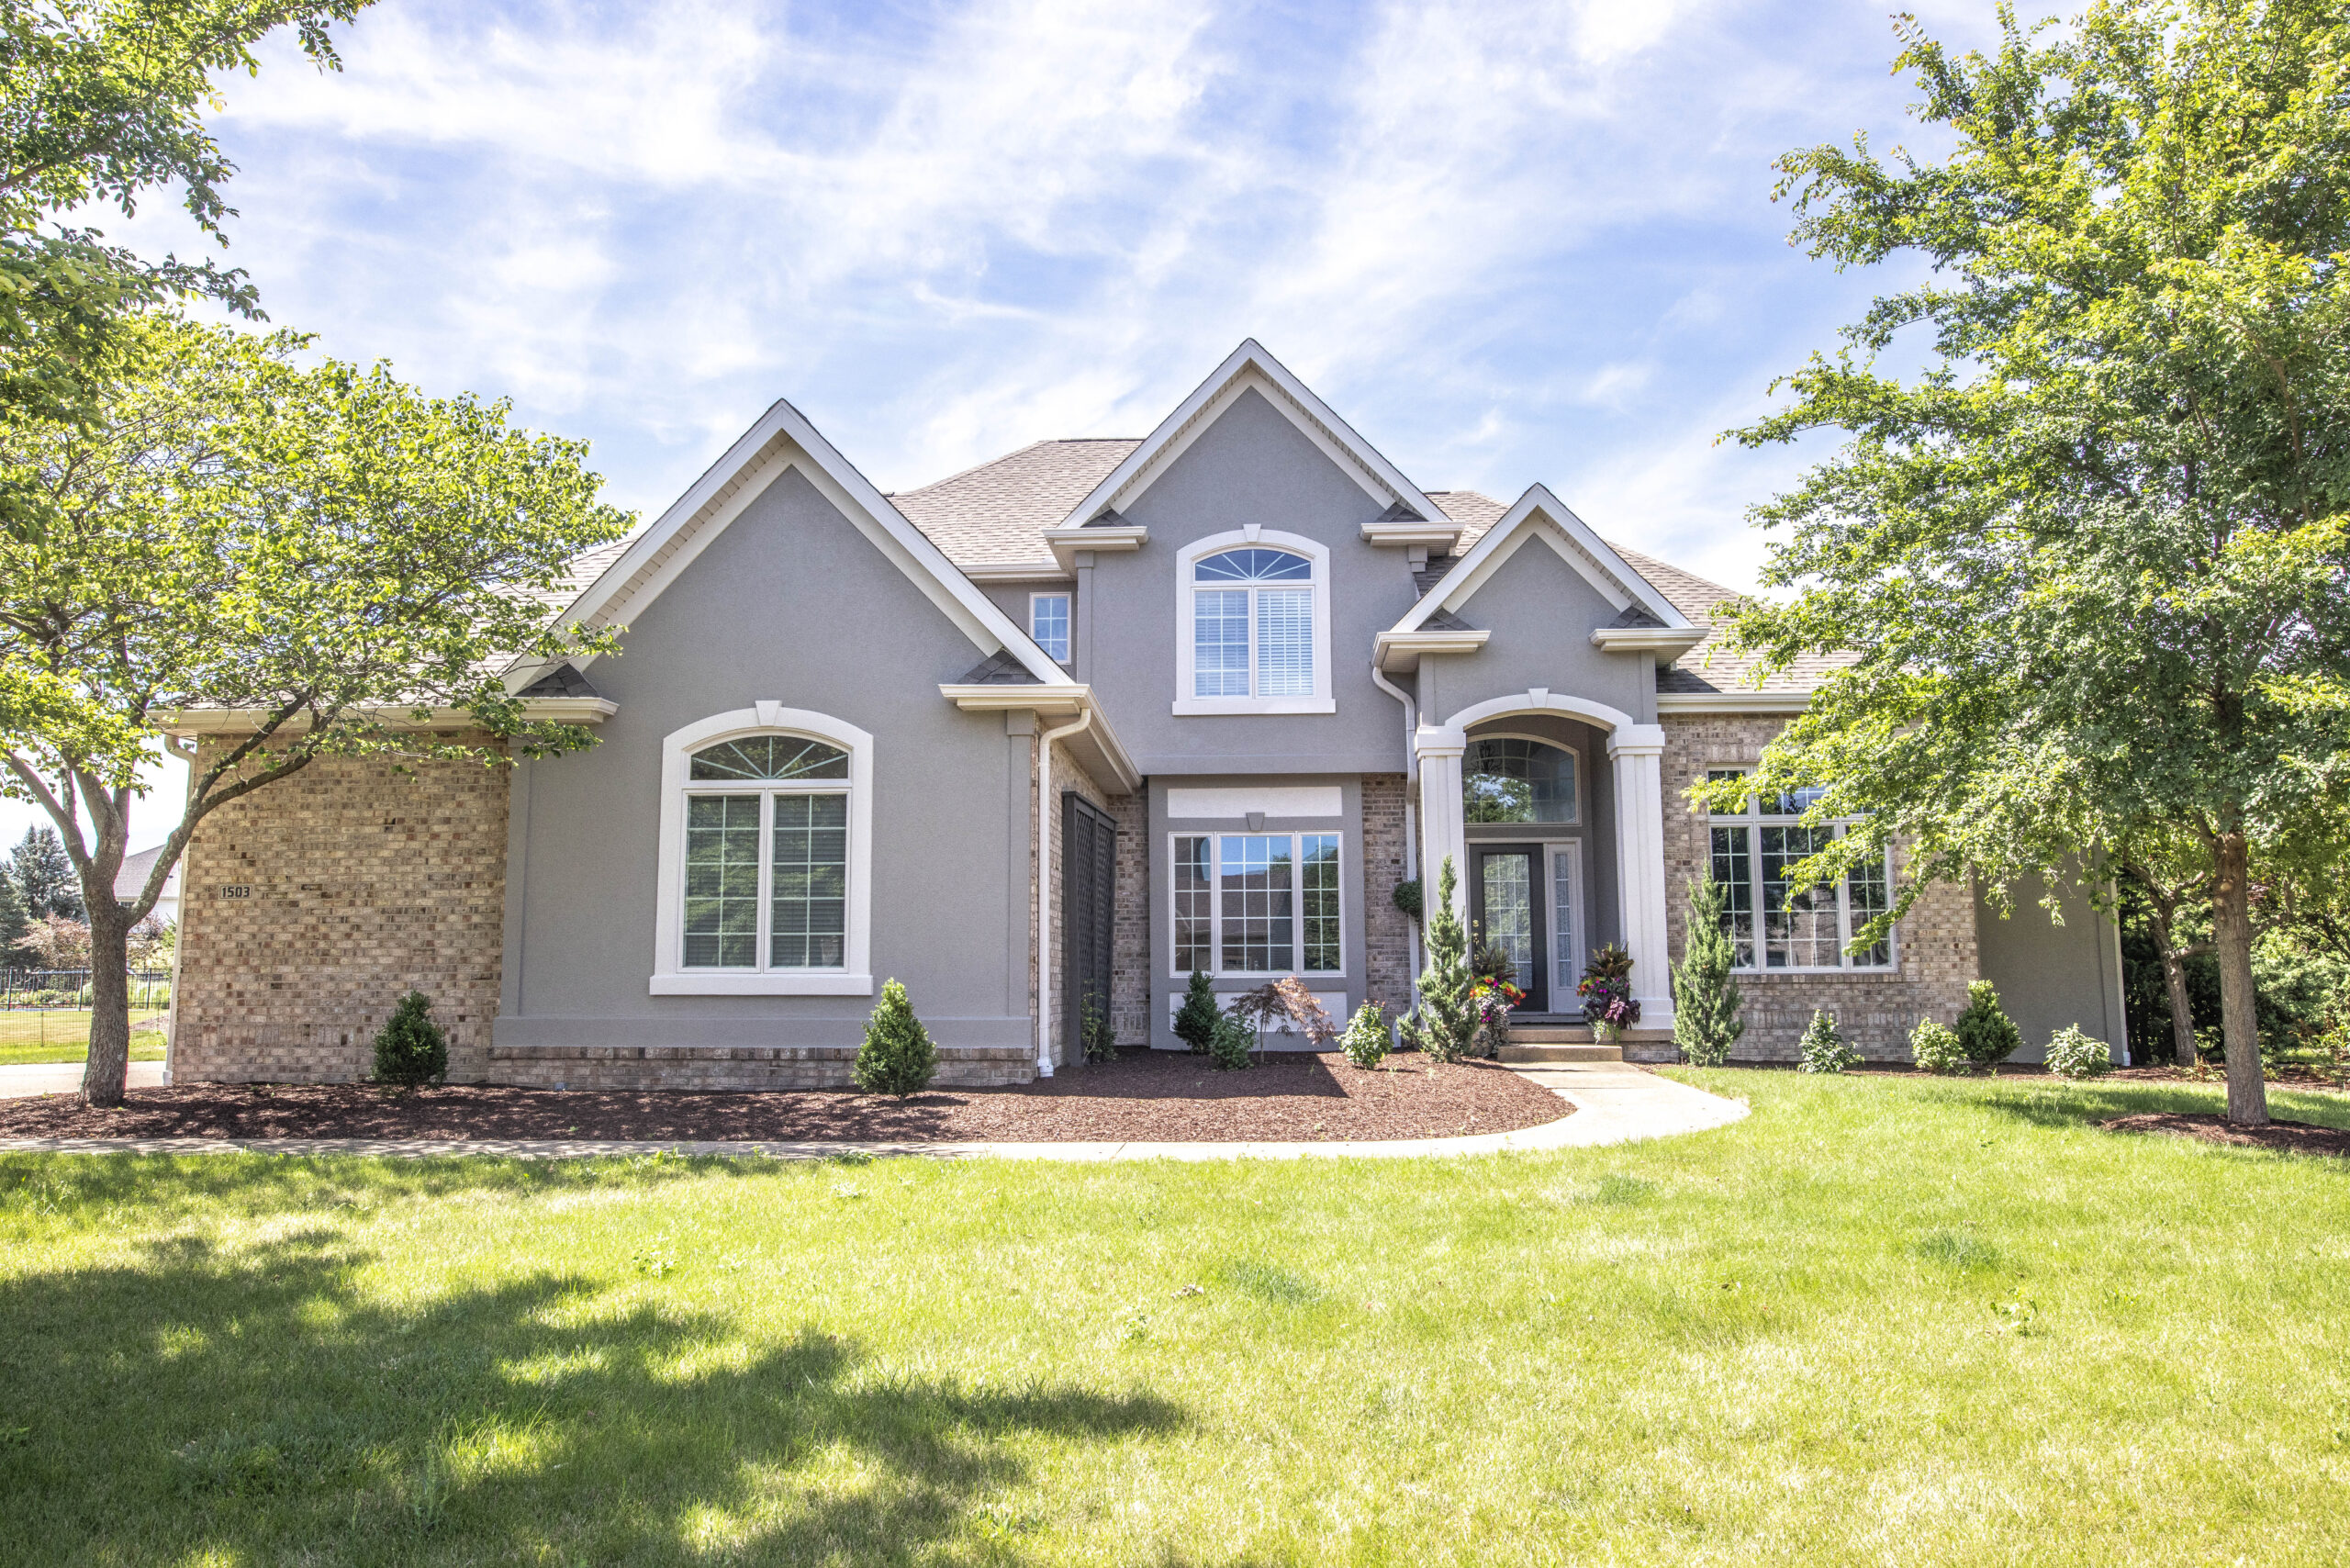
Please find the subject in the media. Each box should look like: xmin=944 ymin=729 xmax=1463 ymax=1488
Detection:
xmin=162 ymin=341 xmax=2128 ymax=1088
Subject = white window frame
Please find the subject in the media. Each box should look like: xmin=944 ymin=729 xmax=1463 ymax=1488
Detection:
xmin=1029 ymin=591 xmax=1072 ymax=664
xmin=651 ymin=705 xmax=874 ymax=996
xmin=1547 ymin=840 xmax=1585 ymax=1002
xmin=1167 ymin=831 xmax=1346 ymax=978
xmin=1172 ymin=527 xmax=1336 ymax=715
xmin=1705 ymin=770 xmax=1896 ymax=975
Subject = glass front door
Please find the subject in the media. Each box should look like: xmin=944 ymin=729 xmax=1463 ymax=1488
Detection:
xmin=1472 ymin=847 xmax=1547 ymax=1013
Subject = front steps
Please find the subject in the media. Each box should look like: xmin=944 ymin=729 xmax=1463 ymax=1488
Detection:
xmin=487 ymin=1043 xmax=1036 ymax=1091
xmin=1498 ymin=1022 xmax=1622 ymax=1064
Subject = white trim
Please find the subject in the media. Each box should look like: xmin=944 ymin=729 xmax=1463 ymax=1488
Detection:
xmin=1167 ymin=829 xmax=1348 ymax=980
xmin=1058 ymin=340 xmax=1444 ymax=530
xmin=532 ymin=398 xmax=1067 ymax=687
xmin=1389 ymin=484 xmax=1688 ymax=636
xmin=1655 ymin=689 xmax=1812 ymax=713
xmin=650 ymin=706 xmax=875 ymax=997
xmin=1372 ymin=627 xmax=1490 ymax=672
xmin=1590 ymin=624 xmax=1707 ymax=656
xmin=1703 ymin=767 xmax=1899 ymax=975
xmin=962 ymin=561 xmax=1071 ymax=583
xmin=1432 ymin=689 xmax=1639 ymax=744
xmin=1028 ymin=590 xmax=1073 ymax=665
xmin=1164 ymin=785 xmax=1343 ymax=819
xmin=1173 ymin=528 xmax=1335 ymax=716
xmin=1547 ymin=840 xmax=1586 ymax=1004
xmin=158 ymin=698 xmax=617 ymax=735
xmin=1043 ymin=522 xmax=1147 ymax=573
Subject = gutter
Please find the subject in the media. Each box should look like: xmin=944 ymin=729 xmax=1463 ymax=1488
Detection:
xmin=1369 ymin=661 xmax=1422 ymax=1019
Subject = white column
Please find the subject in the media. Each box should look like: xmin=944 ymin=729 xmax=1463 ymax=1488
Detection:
xmin=1606 ymin=723 xmax=1673 ymax=1028
xmin=1414 ymin=726 xmax=1467 ymax=918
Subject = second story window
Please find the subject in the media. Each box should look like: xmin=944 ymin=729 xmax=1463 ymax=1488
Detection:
xmin=1192 ymin=547 xmax=1312 ymax=697
xmin=1030 ymin=592 xmax=1071 ymax=663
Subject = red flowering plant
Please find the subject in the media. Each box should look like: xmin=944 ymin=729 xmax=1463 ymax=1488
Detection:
xmin=1576 ymin=943 xmax=1641 ymax=1035
xmin=1468 ymin=939 xmax=1525 ymax=1058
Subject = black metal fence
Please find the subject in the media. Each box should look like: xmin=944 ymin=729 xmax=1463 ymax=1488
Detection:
xmin=1 ymin=969 xmax=174 ymax=1010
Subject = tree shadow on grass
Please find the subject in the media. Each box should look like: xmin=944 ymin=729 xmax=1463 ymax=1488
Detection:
xmin=0 ymin=1189 xmax=1185 ymax=1564
xmin=1957 ymin=1078 xmax=2350 ymax=1138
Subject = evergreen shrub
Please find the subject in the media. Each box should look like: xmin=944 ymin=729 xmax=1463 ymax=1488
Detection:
xmin=1208 ymin=1010 xmax=1256 ymax=1071
xmin=1672 ymin=877 xmax=1744 ymax=1066
xmin=853 ymin=979 xmax=936 ymax=1096
xmin=1397 ymin=857 xmax=1477 ymax=1062
xmin=372 ymin=991 xmax=448 ymax=1086
xmin=1173 ymin=969 xmax=1219 ymax=1054
xmin=1954 ymin=980 xmax=2023 ymax=1067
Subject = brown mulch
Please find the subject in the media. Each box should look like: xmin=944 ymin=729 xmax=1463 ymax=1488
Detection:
xmin=0 ymin=1048 xmax=1568 ymax=1145
xmin=2098 ymin=1111 xmax=2350 ymax=1159
xmin=2106 ymin=1064 xmax=2350 ymax=1091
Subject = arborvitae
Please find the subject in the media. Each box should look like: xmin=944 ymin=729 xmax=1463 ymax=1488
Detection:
xmin=1398 ymin=857 xmax=1476 ymax=1063
xmin=1174 ymin=969 xmax=1220 ymax=1053
xmin=372 ymin=991 xmax=449 ymax=1086
xmin=1672 ymin=876 xmax=1745 ymax=1067
xmin=854 ymin=979 xmax=937 ymax=1096
xmin=1955 ymin=980 xmax=2022 ymax=1068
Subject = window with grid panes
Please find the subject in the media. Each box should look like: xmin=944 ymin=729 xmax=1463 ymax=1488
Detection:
xmin=1191 ymin=548 xmax=1315 ymax=699
xmin=1705 ymin=769 xmax=1893 ymax=971
xmin=681 ymin=734 xmax=850 ymax=970
xmin=1168 ymin=832 xmax=1344 ymax=976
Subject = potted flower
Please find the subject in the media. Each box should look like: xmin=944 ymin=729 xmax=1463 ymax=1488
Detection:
xmin=1576 ymin=944 xmax=1641 ymax=1043
xmin=1469 ymin=940 xmax=1528 ymax=1058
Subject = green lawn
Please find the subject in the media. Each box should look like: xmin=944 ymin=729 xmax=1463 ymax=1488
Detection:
xmin=0 ymin=1009 xmax=169 ymax=1066
xmin=1 ymin=1072 xmax=2344 ymax=1566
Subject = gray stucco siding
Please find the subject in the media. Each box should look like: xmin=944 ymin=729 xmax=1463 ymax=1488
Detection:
xmin=498 ymin=464 xmax=1031 ymax=1050
xmin=1146 ymin=774 xmax=1367 ymax=1049
xmin=1083 ymin=387 xmax=1424 ymax=777
xmin=1973 ymin=873 xmax=2131 ymax=1064
xmin=1422 ymin=537 xmax=1655 ymax=728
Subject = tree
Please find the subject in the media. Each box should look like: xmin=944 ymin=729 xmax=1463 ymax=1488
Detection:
xmin=0 ymin=1 xmax=369 ymax=425
xmin=1672 ymin=876 xmax=1745 ymax=1066
xmin=7 ymin=824 xmax=78 ymax=916
xmin=1708 ymin=2 xmax=2350 ymax=1126
xmin=854 ymin=979 xmax=936 ymax=1096
xmin=1398 ymin=857 xmax=1477 ymax=1063
xmin=1173 ymin=969 xmax=1219 ymax=1053
xmin=370 ymin=990 xmax=445 ymax=1086
xmin=0 ymin=318 xmax=630 ymax=1106
xmin=0 ymin=855 xmax=27 ymax=966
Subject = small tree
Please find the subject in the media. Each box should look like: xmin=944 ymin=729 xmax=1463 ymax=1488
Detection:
xmin=25 ymin=913 xmax=89 ymax=971
xmin=1173 ymin=969 xmax=1220 ymax=1054
xmin=1673 ymin=876 xmax=1744 ymax=1067
xmin=1954 ymin=980 xmax=2022 ymax=1070
xmin=854 ymin=979 xmax=936 ymax=1096
xmin=1796 ymin=1008 xmax=1861 ymax=1074
xmin=1397 ymin=857 xmax=1477 ymax=1063
xmin=8 ymin=827 xmax=82 ymax=919
xmin=0 ymin=868 xmax=28 ymax=969
xmin=372 ymin=991 xmax=447 ymax=1087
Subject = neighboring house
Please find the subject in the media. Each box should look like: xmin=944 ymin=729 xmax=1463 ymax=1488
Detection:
xmin=158 ymin=341 xmax=2127 ymax=1087
xmin=112 ymin=846 xmax=180 ymax=929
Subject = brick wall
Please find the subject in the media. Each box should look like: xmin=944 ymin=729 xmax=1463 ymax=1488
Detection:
xmin=1360 ymin=773 xmax=1415 ymax=1018
xmin=172 ymin=741 xmax=509 ymax=1083
xmin=1109 ymin=786 xmax=1151 ymax=1047
xmin=1659 ymin=713 xmax=1977 ymax=1061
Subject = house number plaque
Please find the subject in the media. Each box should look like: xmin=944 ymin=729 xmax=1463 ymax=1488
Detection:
xmin=218 ymin=885 xmax=252 ymax=899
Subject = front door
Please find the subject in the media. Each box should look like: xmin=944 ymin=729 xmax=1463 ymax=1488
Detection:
xmin=1470 ymin=846 xmax=1547 ymax=1013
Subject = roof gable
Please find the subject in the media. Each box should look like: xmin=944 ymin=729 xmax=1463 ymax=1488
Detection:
xmin=1393 ymin=484 xmax=1691 ymax=634
xmin=1055 ymin=340 xmax=1443 ymax=530
xmin=529 ymin=399 xmax=1069 ymax=687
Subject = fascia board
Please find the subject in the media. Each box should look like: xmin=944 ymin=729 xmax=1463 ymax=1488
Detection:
xmin=1590 ymin=626 xmax=1708 ymax=657
xmin=1372 ymin=628 xmax=1491 ymax=672
xmin=550 ymin=398 xmax=1068 ymax=687
xmin=1054 ymin=339 xmax=1443 ymax=528
xmin=1043 ymin=522 xmax=1147 ymax=572
xmin=157 ymin=698 xmax=618 ymax=735
xmin=1654 ymin=690 xmax=1812 ymax=712
xmin=1360 ymin=521 xmax=1462 ymax=549
xmin=963 ymin=561 xmax=1073 ymax=583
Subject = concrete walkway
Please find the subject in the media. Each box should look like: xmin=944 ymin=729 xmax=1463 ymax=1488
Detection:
xmin=0 ymin=1061 xmax=1746 ymax=1160
xmin=0 ymin=1060 xmax=165 ymax=1100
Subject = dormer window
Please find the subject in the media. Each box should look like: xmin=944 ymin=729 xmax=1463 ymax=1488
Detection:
xmin=1174 ymin=531 xmax=1335 ymax=715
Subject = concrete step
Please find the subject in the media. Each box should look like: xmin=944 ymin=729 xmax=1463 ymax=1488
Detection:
xmin=1498 ymin=1043 xmax=1623 ymax=1064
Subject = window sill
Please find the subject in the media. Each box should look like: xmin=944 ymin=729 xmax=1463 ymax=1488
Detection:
xmin=649 ymin=972 xmax=875 ymax=996
xmin=1730 ymin=967 xmax=1897 ymax=978
xmin=1171 ymin=697 xmax=1337 ymax=716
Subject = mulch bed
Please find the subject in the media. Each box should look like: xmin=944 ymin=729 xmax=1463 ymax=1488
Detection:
xmin=2098 ymin=1111 xmax=2350 ymax=1159
xmin=0 ymin=1048 xmax=1568 ymax=1145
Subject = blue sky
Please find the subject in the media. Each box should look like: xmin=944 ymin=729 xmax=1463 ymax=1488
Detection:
xmin=12 ymin=0 xmax=2005 ymax=857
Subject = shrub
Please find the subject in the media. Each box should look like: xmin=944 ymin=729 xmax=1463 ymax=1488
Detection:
xmin=1672 ymin=876 xmax=1744 ymax=1066
xmin=1228 ymin=978 xmax=1337 ymax=1048
xmin=2043 ymin=1024 xmax=2113 ymax=1080
xmin=1173 ymin=969 xmax=1220 ymax=1054
xmin=372 ymin=991 xmax=448 ymax=1086
xmin=1397 ymin=857 xmax=1478 ymax=1062
xmin=1954 ymin=980 xmax=2022 ymax=1068
xmin=853 ymin=979 xmax=936 ymax=1096
xmin=1207 ymin=1010 xmax=1256 ymax=1070
xmin=1339 ymin=1002 xmax=1390 ymax=1069
xmin=1910 ymin=1015 xmax=1969 ymax=1075
xmin=1576 ymin=943 xmax=1640 ymax=1034
xmin=1391 ymin=878 xmax=1422 ymax=923
xmin=1796 ymin=1008 xmax=1862 ymax=1073
xmin=1080 ymin=990 xmax=1117 ymax=1063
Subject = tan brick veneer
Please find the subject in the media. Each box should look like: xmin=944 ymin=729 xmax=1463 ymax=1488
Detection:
xmin=1658 ymin=713 xmax=1977 ymax=1061
xmin=172 ymin=741 xmax=509 ymax=1082
xmin=1360 ymin=774 xmax=1415 ymax=1017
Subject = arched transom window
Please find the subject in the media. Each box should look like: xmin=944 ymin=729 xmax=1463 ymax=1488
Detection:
xmin=1463 ymin=737 xmax=1579 ymax=823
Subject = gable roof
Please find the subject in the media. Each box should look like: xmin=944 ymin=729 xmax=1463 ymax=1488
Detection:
xmin=527 ymin=398 xmax=1073 ymax=688
xmin=890 ymin=438 xmax=1139 ymax=573
xmin=1052 ymin=340 xmax=1446 ymax=532
xmin=1393 ymin=484 xmax=1692 ymax=633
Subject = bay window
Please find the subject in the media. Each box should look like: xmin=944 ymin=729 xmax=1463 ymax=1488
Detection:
xmin=1706 ymin=770 xmax=1893 ymax=971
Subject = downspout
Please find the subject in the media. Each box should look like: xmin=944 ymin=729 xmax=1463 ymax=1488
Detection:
xmin=1035 ymin=703 xmax=1094 ymax=1080
xmin=1369 ymin=662 xmax=1421 ymax=1014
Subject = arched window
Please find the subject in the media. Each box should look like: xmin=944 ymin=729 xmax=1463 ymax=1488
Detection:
xmin=652 ymin=708 xmax=873 ymax=995
xmin=1175 ymin=532 xmax=1333 ymax=714
xmin=1463 ymin=737 xmax=1579 ymax=823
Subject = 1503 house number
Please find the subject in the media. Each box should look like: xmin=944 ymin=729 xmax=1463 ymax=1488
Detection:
xmin=218 ymin=885 xmax=252 ymax=899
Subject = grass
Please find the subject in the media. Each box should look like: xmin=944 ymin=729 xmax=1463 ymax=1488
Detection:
xmin=1 ymin=1072 xmax=2345 ymax=1565
xmin=0 ymin=1008 xmax=168 ymax=1066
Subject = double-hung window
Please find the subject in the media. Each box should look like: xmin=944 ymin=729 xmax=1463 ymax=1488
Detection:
xmin=1174 ymin=534 xmax=1332 ymax=714
xmin=1030 ymin=592 xmax=1071 ymax=663
xmin=1170 ymin=832 xmax=1341 ymax=975
xmin=1706 ymin=770 xmax=1893 ymax=971
xmin=682 ymin=734 xmax=850 ymax=971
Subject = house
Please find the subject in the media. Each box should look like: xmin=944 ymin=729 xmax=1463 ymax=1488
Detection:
xmin=113 ymin=845 xmax=181 ymax=929
xmin=158 ymin=341 xmax=2128 ymax=1087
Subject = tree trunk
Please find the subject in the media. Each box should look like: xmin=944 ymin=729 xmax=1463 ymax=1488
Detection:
xmin=2141 ymin=897 xmax=2201 ymax=1067
xmin=81 ymin=910 xmax=131 ymax=1109
xmin=2210 ymin=831 xmax=2269 ymax=1126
